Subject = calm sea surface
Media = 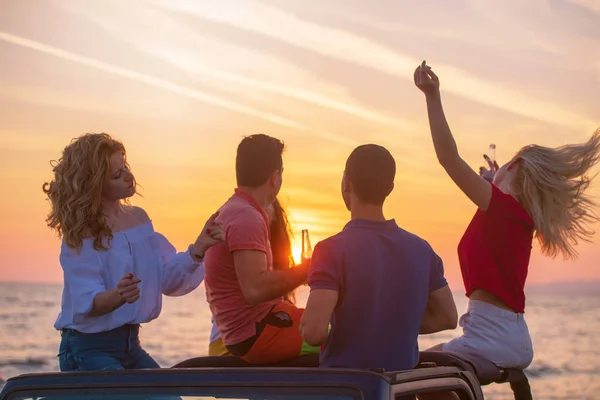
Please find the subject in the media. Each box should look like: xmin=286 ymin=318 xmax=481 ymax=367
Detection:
xmin=1 ymin=282 xmax=599 ymax=399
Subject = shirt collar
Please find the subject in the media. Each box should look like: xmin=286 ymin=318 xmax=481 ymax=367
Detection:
xmin=343 ymin=218 xmax=398 ymax=231
xmin=233 ymin=188 xmax=269 ymax=223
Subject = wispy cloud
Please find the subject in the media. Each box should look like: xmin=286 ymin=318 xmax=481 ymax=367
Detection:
xmin=56 ymin=0 xmax=411 ymax=129
xmin=0 ymin=31 xmax=358 ymax=147
xmin=0 ymin=82 xmax=199 ymax=123
xmin=149 ymin=0 xmax=597 ymax=131
xmin=564 ymin=0 xmax=600 ymax=14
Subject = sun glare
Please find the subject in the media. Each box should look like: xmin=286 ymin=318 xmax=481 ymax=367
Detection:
xmin=292 ymin=246 xmax=302 ymax=265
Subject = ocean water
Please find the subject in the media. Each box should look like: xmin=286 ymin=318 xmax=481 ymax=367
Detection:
xmin=1 ymin=282 xmax=599 ymax=399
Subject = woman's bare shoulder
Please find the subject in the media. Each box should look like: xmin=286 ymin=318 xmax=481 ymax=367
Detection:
xmin=123 ymin=205 xmax=150 ymax=224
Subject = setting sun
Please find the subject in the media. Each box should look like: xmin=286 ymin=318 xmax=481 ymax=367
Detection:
xmin=292 ymin=246 xmax=302 ymax=265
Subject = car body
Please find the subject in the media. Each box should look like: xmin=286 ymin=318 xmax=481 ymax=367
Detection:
xmin=0 ymin=364 xmax=484 ymax=400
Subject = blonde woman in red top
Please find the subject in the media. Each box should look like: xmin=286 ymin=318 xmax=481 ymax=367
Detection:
xmin=414 ymin=61 xmax=600 ymax=370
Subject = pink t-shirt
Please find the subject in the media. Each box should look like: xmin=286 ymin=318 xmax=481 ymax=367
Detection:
xmin=204 ymin=189 xmax=280 ymax=345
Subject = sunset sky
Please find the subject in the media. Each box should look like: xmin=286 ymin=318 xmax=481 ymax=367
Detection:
xmin=1 ymin=0 xmax=599 ymax=286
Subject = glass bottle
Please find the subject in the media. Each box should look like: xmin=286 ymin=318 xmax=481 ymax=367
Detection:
xmin=301 ymin=229 xmax=312 ymax=262
xmin=489 ymin=143 xmax=496 ymax=163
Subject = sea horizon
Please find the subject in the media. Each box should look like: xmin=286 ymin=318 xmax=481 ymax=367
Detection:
xmin=2 ymin=278 xmax=598 ymax=294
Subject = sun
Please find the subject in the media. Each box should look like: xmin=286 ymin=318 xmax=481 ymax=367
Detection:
xmin=292 ymin=246 xmax=302 ymax=265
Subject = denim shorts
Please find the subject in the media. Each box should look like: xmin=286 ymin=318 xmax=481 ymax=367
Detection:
xmin=443 ymin=300 xmax=534 ymax=369
xmin=58 ymin=324 xmax=160 ymax=371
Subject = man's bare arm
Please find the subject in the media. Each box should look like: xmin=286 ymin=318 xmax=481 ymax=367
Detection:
xmin=234 ymin=250 xmax=308 ymax=305
xmin=300 ymin=289 xmax=338 ymax=346
xmin=420 ymin=285 xmax=458 ymax=334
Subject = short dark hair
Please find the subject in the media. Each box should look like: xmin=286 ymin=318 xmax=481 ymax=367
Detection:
xmin=345 ymin=144 xmax=395 ymax=205
xmin=236 ymin=134 xmax=285 ymax=187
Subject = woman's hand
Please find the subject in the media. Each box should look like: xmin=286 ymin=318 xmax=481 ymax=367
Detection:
xmin=89 ymin=274 xmax=141 ymax=316
xmin=117 ymin=273 xmax=141 ymax=304
xmin=479 ymin=154 xmax=500 ymax=183
xmin=414 ymin=60 xmax=440 ymax=98
xmin=191 ymin=211 xmax=225 ymax=261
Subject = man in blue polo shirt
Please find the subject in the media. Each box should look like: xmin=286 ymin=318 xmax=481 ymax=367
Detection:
xmin=299 ymin=144 xmax=458 ymax=371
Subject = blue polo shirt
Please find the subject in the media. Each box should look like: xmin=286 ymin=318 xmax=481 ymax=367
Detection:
xmin=308 ymin=219 xmax=447 ymax=371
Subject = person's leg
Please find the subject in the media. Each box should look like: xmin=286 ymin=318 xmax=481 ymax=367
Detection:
xmin=125 ymin=331 xmax=181 ymax=400
xmin=422 ymin=303 xmax=534 ymax=400
xmin=451 ymin=301 xmax=533 ymax=369
xmin=66 ymin=328 xmax=128 ymax=371
xmin=424 ymin=343 xmax=445 ymax=352
xmin=515 ymin=315 xmax=534 ymax=369
xmin=126 ymin=345 xmax=160 ymax=369
xmin=124 ymin=325 xmax=161 ymax=369
xmin=417 ymin=342 xmax=462 ymax=400
xmin=422 ymin=307 xmax=472 ymax=355
xmin=58 ymin=330 xmax=78 ymax=371
xmin=417 ymin=311 xmax=474 ymax=400
xmin=209 ymin=337 xmax=231 ymax=356
xmin=299 ymin=340 xmax=320 ymax=356
xmin=241 ymin=302 xmax=315 ymax=365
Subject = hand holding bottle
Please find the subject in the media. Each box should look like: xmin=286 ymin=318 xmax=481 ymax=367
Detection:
xmin=479 ymin=145 xmax=500 ymax=183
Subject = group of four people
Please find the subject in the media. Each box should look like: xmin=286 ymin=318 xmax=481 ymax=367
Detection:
xmin=45 ymin=63 xmax=600 ymax=376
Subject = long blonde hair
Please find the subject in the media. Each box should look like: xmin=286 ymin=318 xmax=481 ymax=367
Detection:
xmin=43 ymin=133 xmax=135 ymax=252
xmin=512 ymin=129 xmax=600 ymax=259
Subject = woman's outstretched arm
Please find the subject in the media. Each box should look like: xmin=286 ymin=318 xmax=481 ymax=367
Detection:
xmin=415 ymin=62 xmax=493 ymax=212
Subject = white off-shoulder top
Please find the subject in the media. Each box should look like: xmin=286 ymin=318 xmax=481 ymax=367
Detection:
xmin=54 ymin=220 xmax=204 ymax=333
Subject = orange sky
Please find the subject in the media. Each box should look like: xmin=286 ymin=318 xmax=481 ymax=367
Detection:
xmin=0 ymin=0 xmax=599 ymax=286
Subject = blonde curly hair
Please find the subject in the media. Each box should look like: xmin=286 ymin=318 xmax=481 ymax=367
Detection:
xmin=43 ymin=133 xmax=136 ymax=252
xmin=511 ymin=128 xmax=600 ymax=259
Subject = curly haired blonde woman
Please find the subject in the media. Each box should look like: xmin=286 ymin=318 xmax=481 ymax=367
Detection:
xmin=414 ymin=62 xmax=600 ymax=370
xmin=44 ymin=133 xmax=225 ymax=371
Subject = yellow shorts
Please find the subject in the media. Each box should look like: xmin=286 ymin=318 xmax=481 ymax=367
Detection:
xmin=208 ymin=337 xmax=231 ymax=356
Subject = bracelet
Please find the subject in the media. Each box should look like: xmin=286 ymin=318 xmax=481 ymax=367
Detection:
xmin=188 ymin=244 xmax=204 ymax=263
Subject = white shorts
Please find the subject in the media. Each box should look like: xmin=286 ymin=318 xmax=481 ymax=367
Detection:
xmin=443 ymin=300 xmax=534 ymax=369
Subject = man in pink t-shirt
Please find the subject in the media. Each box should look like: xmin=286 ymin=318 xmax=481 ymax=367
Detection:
xmin=204 ymin=134 xmax=316 ymax=365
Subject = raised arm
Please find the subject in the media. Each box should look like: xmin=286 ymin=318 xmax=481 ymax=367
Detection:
xmin=415 ymin=62 xmax=493 ymax=212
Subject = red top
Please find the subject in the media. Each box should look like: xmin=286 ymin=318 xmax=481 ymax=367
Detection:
xmin=457 ymin=184 xmax=534 ymax=313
